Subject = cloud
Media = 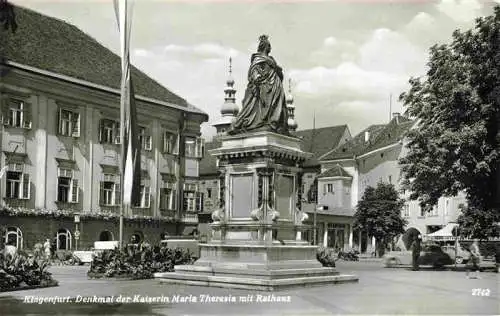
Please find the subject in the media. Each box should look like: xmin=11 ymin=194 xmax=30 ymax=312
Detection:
xmin=323 ymin=36 xmax=338 ymax=47
xmin=291 ymin=29 xmax=425 ymax=100
xmin=406 ymin=12 xmax=436 ymax=32
xmin=290 ymin=63 xmax=408 ymax=100
xmin=287 ymin=28 xmax=426 ymax=134
xmin=131 ymin=42 xmax=248 ymax=140
xmin=309 ymin=36 xmax=358 ymax=66
xmin=359 ymin=28 xmax=426 ymax=74
xmin=436 ymin=0 xmax=483 ymax=23
xmin=402 ymin=11 xmax=440 ymax=47
xmin=133 ymin=49 xmax=152 ymax=58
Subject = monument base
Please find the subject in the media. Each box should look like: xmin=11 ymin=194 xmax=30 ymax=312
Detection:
xmin=154 ymin=243 xmax=358 ymax=291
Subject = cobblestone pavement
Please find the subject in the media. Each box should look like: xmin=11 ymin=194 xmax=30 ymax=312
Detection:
xmin=0 ymin=261 xmax=497 ymax=315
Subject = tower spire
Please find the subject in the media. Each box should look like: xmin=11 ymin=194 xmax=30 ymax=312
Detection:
xmin=212 ymin=56 xmax=239 ymax=136
xmin=286 ymin=77 xmax=297 ymax=132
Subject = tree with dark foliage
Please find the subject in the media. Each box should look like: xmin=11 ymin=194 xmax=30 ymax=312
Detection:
xmin=399 ymin=6 xmax=500 ymax=240
xmin=354 ymin=182 xmax=407 ymax=257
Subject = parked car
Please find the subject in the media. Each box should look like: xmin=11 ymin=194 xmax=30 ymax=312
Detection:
xmin=418 ymin=243 xmax=453 ymax=268
xmin=383 ymin=243 xmax=453 ymax=268
xmin=441 ymin=245 xmax=470 ymax=264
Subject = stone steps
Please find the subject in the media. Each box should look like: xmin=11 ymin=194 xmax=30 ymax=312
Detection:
xmin=156 ymin=272 xmax=358 ymax=291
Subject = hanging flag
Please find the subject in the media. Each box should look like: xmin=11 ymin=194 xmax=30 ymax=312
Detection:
xmin=114 ymin=0 xmax=141 ymax=207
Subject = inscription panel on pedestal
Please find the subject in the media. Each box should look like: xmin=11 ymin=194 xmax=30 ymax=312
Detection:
xmin=275 ymin=174 xmax=294 ymax=220
xmin=230 ymin=173 xmax=253 ymax=218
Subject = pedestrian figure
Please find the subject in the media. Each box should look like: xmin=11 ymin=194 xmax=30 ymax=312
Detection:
xmin=33 ymin=242 xmax=43 ymax=259
xmin=411 ymin=235 xmax=421 ymax=271
xmin=4 ymin=240 xmax=17 ymax=257
xmin=43 ymin=238 xmax=51 ymax=260
xmin=466 ymin=239 xmax=481 ymax=279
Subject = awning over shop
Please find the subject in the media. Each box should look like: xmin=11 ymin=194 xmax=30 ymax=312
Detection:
xmin=425 ymin=223 xmax=459 ymax=241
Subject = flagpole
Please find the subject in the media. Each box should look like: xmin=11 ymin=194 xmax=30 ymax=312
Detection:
xmin=116 ymin=0 xmax=139 ymax=249
xmin=117 ymin=0 xmax=127 ymax=249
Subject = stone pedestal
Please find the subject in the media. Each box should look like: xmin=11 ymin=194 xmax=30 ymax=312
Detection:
xmin=155 ymin=131 xmax=358 ymax=290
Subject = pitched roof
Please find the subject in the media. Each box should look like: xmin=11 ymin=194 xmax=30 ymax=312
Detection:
xmin=320 ymin=124 xmax=386 ymax=161
xmin=320 ymin=116 xmax=415 ymax=161
xmin=363 ymin=116 xmax=414 ymax=153
xmin=199 ymin=139 xmax=222 ymax=176
xmin=294 ymin=125 xmax=349 ymax=167
xmin=318 ymin=164 xmax=352 ymax=179
xmin=1 ymin=5 xmax=189 ymax=108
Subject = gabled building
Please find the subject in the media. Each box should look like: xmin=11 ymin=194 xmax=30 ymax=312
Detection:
xmin=0 ymin=6 xmax=208 ymax=250
xmin=320 ymin=113 xmax=467 ymax=252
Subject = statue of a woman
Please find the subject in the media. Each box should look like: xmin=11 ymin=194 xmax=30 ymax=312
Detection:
xmin=228 ymin=35 xmax=289 ymax=135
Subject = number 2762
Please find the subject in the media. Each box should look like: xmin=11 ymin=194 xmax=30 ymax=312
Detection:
xmin=472 ymin=289 xmax=490 ymax=296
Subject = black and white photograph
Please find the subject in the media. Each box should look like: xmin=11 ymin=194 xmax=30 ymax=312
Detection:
xmin=0 ymin=0 xmax=499 ymax=315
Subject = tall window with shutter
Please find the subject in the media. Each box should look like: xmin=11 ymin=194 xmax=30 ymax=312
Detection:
xmin=183 ymin=183 xmax=198 ymax=212
xmin=5 ymin=163 xmax=30 ymax=199
xmin=159 ymin=180 xmax=176 ymax=210
xmin=196 ymin=192 xmax=204 ymax=212
xmin=185 ymin=137 xmax=204 ymax=158
xmin=3 ymin=98 xmax=32 ymax=129
xmin=195 ymin=137 xmax=204 ymax=158
xmin=403 ymin=204 xmax=410 ymax=217
xmin=185 ymin=137 xmax=196 ymax=158
xmin=139 ymin=127 xmax=152 ymax=151
xmin=99 ymin=174 xmax=120 ymax=206
xmin=135 ymin=180 xmax=151 ymax=208
xmin=99 ymin=119 xmax=120 ymax=144
xmin=58 ymin=109 xmax=80 ymax=137
xmin=56 ymin=168 xmax=79 ymax=203
xmin=163 ymin=132 xmax=178 ymax=154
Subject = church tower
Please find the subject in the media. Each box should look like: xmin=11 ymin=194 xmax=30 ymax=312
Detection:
xmin=286 ymin=78 xmax=298 ymax=132
xmin=213 ymin=57 xmax=239 ymax=136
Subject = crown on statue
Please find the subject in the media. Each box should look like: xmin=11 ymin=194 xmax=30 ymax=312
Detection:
xmin=259 ymin=34 xmax=269 ymax=42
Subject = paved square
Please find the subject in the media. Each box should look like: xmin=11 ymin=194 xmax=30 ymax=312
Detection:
xmin=0 ymin=261 xmax=497 ymax=315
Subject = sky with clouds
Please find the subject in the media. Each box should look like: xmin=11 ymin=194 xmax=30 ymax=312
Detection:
xmin=11 ymin=0 xmax=499 ymax=140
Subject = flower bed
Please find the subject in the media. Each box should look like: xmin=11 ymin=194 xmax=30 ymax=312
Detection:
xmin=87 ymin=245 xmax=196 ymax=280
xmin=0 ymin=253 xmax=58 ymax=292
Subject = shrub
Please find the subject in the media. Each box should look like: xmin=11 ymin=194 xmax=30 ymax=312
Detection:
xmin=316 ymin=246 xmax=336 ymax=267
xmin=0 ymin=252 xmax=58 ymax=291
xmin=87 ymin=244 xmax=196 ymax=279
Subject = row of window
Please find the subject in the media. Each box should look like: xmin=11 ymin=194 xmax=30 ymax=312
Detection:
xmin=402 ymin=201 xmax=459 ymax=218
xmin=4 ymin=164 xmax=203 ymax=212
xmin=3 ymin=100 xmax=204 ymax=158
xmin=320 ymin=183 xmax=350 ymax=195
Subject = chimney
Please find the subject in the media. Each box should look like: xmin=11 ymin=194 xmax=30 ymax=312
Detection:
xmin=392 ymin=112 xmax=401 ymax=124
xmin=364 ymin=131 xmax=370 ymax=143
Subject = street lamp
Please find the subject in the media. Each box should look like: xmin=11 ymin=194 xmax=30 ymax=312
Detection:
xmin=74 ymin=214 xmax=80 ymax=251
